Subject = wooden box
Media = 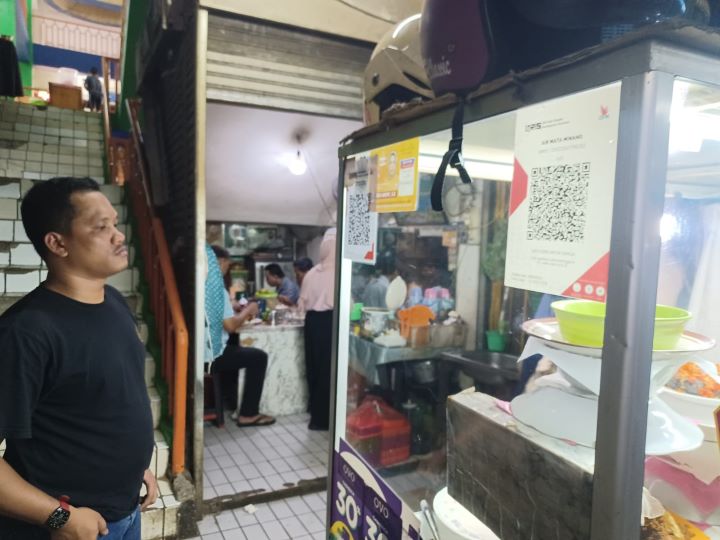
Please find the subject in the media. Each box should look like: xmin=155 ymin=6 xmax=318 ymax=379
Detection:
xmin=49 ymin=83 xmax=83 ymax=110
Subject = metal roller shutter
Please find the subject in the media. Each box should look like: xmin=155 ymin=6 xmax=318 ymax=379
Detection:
xmin=206 ymin=13 xmax=372 ymax=119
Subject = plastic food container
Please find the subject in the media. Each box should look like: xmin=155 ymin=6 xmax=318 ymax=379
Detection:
xmin=346 ymin=400 xmax=382 ymax=467
xmin=398 ymin=305 xmax=435 ymax=348
xmin=408 ymin=325 xmax=431 ymax=348
xmin=551 ymin=299 xmax=690 ymax=349
xmin=362 ymin=308 xmax=392 ymax=336
xmin=347 ymin=396 xmax=410 ymax=468
xmin=378 ymin=401 xmax=411 ymax=467
xmin=431 ymin=323 xmax=467 ymax=348
xmin=256 ymin=290 xmax=278 ymax=311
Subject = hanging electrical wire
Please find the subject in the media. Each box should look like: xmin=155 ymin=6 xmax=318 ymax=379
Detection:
xmin=332 ymin=0 xmax=398 ymax=24
xmin=303 ymin=147 xmax=338 ymax=225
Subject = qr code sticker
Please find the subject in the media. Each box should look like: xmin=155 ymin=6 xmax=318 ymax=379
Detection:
xmin=527 ymin=162 xmax=590 ymax=242
xmin=347 ymin=193 xmax=371 ymax=246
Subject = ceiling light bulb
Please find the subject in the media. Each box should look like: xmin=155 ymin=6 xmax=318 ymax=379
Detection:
xmin=288 ymin=150 xmax=307 ymax=175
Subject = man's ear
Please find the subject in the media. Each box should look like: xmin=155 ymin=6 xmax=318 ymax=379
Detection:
xmin=44 ymin=232 xmax=68 ymax=258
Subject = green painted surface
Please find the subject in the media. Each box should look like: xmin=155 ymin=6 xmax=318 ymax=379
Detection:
xmin=25 ymin=0 xmax=32 ymax=92
xmin=19 ymin=62 xmax=31 ymax=92
xmin=0 ymin=0 xmax=33 ymax=92
xmin=0 ymin=0 xmax=15 ymax=37
xmin=115 ymin=0 xmax=149 ymax=130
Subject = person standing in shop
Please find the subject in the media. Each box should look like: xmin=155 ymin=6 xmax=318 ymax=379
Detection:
xmin=0 ymin=177 xmax=157 ymax=539
xmin=299 ymin=229 xmax=336 ymax=431
xmin=264 ymin=263 xmax=300 ymax=307
xmin=361 ymin=256 xmax=397 ymax=308
xmin=293 ymin=257 xmax=313 ymax=287
xmin=84 ymin=67 xmax=103 ymax=112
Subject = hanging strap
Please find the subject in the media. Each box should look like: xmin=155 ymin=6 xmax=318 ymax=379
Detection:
xmin=431 ymin=99 xmax=473 ymax=211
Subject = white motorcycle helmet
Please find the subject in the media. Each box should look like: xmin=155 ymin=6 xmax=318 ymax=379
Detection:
xmin=363 ymin=14 xmax=434 ymax=125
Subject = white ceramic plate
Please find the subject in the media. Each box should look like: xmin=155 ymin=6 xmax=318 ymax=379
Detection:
xmin=522 ymin=318 xmax=715 ymax=359
xmin=659 ymin=387 xmax=720 ymax=438
xmin=647 ymin=397 xmax=705 ymax=455
xmin=511 ymin=387 xmax=703 ymax=455
xmin=385 ymin=276 xmax=407 ymax=311
xmin=521 ymin=337 xmax=688 ymax=396
xmin=512 ymin=387 xmax=598 ymax=447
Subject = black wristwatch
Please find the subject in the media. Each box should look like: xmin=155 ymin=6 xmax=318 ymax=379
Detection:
xmin=45 ymin=495 xmax=70 ymax=530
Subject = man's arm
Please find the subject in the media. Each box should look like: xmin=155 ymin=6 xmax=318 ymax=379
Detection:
xmin=0 ymin=454 xmax=108 ymax=539
xmin=277 ymin=295 xmax=295 ymax=307
xmin=223 ymin=302 xmax=259 ymax=334
xmin=140 ymin=469 xmax=158 ymax=511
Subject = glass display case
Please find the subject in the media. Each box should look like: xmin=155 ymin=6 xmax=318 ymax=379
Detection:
xmin=327 ymin=24 xmax=720 ymax=540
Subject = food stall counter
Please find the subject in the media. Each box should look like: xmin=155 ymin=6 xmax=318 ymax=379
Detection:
xmin=236 ymin=321 xmax=307 ymax=416
xmin=349 ymin=333 xmax=462 ymax=384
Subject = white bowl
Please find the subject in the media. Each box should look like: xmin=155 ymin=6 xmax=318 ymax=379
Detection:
xmin=659 ymin=388 xmax=719 ymax=440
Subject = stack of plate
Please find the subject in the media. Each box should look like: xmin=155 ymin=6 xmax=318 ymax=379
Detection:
xmin=511 ymin=319 xmax=713 ymax=455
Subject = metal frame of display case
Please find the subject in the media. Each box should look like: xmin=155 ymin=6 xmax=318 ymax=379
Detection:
xmin=328 ymin=23 xmax=720 ymax=540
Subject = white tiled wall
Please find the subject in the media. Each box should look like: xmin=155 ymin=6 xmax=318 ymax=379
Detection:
xmin=5 ymin=270 xmax=40 ymax=293
xmin=0 ymin=198 xmax=17 ymax=219
xmin=10 ymin=243 xmax=42 ymax=267
xmin=0 ymin=102 xmax=104 ymax=185
xmin=0 ymin=181 xmax=20 ymax=199
xmin=0 ymin=220 xmax=13 ymax=241
xmin=13 ymin=221 xmax=28 ymax=242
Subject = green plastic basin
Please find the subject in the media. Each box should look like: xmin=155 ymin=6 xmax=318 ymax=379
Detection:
xmin=551 ymin=300 xmax=691 ymax=349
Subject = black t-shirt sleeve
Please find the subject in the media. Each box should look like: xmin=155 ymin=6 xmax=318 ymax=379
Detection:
xmin=0 ymin=326 xmax=50 ymax=439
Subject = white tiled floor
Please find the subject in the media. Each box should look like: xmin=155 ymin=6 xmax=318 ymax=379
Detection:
xmin=203 ymin=413 xmax=330 ymax=498
xmin=190 ymin=491 xmax=327 ymax=540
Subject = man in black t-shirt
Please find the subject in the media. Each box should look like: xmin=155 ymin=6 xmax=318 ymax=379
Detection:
xmin=0 ymin=177 xmax=157 ymax=540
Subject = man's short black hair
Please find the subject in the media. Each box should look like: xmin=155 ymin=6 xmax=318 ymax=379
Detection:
xmin=265 ymin=263 xmax=284 ymax=278
xmin=377 ymin=255 xmax=396 ymax=277
xmin=210 ymin=244 xmax=230 ymax=260
xmin=293 ymin=257 xmax=313 ymax=273
xmin=20 ymin=177 xmax=101 ymax=260
xmin=90 ymin=67 xmax=98 ymax=75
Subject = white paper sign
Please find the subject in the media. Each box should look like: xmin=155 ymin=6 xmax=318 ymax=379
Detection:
xmin=343 ymin=154 xmax=378 ymax=264
xmin=504 ymin=82 xmax=622 ymax=300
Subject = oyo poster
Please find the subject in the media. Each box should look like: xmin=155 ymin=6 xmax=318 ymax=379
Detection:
xmin=504 ymin=82 xmax=622 ymax=300
xmin=370 ymin=138 xmax=420 ymax=213
xmin=329 ymin=439 xmax=422 ymax=540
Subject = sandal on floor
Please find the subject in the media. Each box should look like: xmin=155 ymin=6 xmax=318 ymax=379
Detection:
xmin=236 ymin=415 xmax=276 ymax=428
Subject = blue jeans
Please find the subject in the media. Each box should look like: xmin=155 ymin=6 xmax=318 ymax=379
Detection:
xmin=100 ymin=506 xmax=141 ymax=540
